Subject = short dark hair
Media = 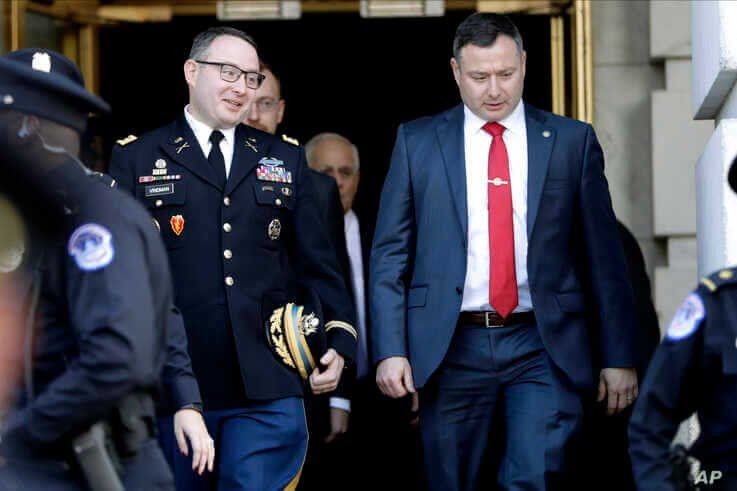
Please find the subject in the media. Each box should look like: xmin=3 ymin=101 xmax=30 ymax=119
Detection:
xmin=259 ymin=60 xmax=283 ymax=99
xmin=453 ymin=13 xmax=523 ymax=61
xmin=189 ymin=26 xmax=258 ymax=60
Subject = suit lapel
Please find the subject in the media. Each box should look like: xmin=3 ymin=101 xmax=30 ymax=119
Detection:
xmin=225 ymin=125 xmax=271 ymax=194
xmin=525 ymin=103 xmax=556 ymax=238
xmin=160 ymin=116 xmax=222 ymax=191
xmin=436 ymin=104 xmax=468 ymax=248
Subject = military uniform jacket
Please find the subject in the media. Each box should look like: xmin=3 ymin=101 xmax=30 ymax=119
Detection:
xmin=2 ymin=162 xmax=172 ymax=456
xmin=109 ymin=116 xmax=357 ymax=405
xmin=629 ymin=267 xmax=737 ymax=491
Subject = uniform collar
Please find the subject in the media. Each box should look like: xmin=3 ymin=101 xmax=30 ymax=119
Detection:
xmin=183 ymin=105 xmax=235 ymax=152
xmin=464 ymin=99 xmax=526 ymax=136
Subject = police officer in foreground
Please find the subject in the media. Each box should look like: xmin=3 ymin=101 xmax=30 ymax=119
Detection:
xmin=109 ymin=27 xmax=356 ymax=490
xmin=0 ymin=49 xmax=177 ymax=490
xmin=629 ymin=156 xmax=737 ymax=490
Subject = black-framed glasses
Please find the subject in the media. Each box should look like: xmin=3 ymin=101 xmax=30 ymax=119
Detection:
xmin=195 ymin=60 xmax=265 ymax=89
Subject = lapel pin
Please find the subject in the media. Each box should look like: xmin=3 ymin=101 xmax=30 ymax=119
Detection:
xmin=245 ymin=140 xmax=258 ymax=153
xmin=174 ymin=137 xmax=183 ymax=144
xmin=542 ymin=130 xmax=551 ymax=138
xmin=176 ymin=142 xmax=190 ymax=154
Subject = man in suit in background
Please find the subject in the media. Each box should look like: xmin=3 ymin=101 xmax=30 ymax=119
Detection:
xmin=371 ymin=13 xmax=639 ymax=491
xmin=242 ymin=63 xmax=354 ymax=450
xmin=110 ymin=27 xmax=356 ymax=491
xmin=306 ymin=133 xmax=423 ymax=490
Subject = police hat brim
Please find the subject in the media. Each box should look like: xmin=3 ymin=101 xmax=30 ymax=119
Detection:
xmin=0 ymin=57 xmax=110 ymax=133
xmin=729 ymin=155 xmax=737 ymax=194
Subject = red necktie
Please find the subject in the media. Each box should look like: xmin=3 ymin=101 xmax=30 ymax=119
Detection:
xmin=483 ymin=122 xmax=518 ymax=318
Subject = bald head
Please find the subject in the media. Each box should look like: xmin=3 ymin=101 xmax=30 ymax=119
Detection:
xmin=305 ymin=133 xmax=360 ymax=213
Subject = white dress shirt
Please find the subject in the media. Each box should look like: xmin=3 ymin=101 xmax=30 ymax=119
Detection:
xmin=184 ymin=106 xmax=235 ymax=177
xmin=345 ymin=210 xmax=368 ymax=374
xmin=460 ymin=100 xmax=533 ymax=312
xmin=330 ymin=210 xmax=368 ymax=414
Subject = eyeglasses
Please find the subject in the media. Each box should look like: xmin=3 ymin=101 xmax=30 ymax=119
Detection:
xmin=195 ymin=60 xmax=265 ymax=89
xmin=252 ymin=98 xmax=282 ymax=113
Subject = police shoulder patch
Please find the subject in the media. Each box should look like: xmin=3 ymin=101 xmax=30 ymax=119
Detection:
xmin=67 ymin=223 xmax=115 ymax=271
xmin=116 ymin=134 xmax=138 ymax=147
xmin=666 ymin=293 xmax=705 ymax=341
xmin=281 ymin=134 xmax=299 ymax=146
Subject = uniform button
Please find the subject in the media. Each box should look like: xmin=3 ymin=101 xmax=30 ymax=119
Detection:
xmin=223 ymin=249 xmax=233 ymax=259
xmin=225 ymin=276 xmax=234 ymax=287
xmin=223 ymin=196 xmax=231 ymax=207
xmin=275 ymin=198 xmax=282 ymax=206
xmin=155 ymin=199 xmax=163 ymax=207
xmin=223 ymin=223 xmax=232 ymax=233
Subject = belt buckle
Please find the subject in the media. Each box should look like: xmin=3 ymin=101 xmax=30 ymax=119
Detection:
xmin=484 ymin=312 xmax=503 ymax=328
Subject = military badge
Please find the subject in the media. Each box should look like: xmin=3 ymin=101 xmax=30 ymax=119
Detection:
xmin=155 ymin=159 xmax=167 ymax=169
xmin=256 ymin=166 xmax=292 ymax=183
xmin=170 ymin=215 xmax=185 ymax=236
xmin=268 ymin=218 xmax=281 ymax=240
xmin=281 ymin=187 xmax=293 ymax=197
xmin=265 ymin=288 xmax=326 ymax=380
xmin=67 ymin=223 xmax=115 ymax=271
xmin=259 ymin=157 xmax=284 ymax=167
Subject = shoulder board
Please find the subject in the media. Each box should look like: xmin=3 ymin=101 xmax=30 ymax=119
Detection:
xmin=282 ymin=134 xmax=299 ymax=146
xmin=116 ymin=134 xmax=138 ymax=147
xmin=90 ymin=171 xmax=117 ymax=188
xmin=700 ymin=267 xmax=737 ymax=293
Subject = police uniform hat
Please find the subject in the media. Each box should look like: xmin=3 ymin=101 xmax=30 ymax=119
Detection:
xmin=266 ymin=287 xmax=327 ymax=380
xmin=729 ymin=154 xmax=737 ymax=193
xmin=0 ymin=49 xmax=109 ymax=134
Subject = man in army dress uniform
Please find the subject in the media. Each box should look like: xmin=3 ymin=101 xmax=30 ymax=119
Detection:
xmin=0 ymin=49 xmax=176 ymax=490
xmin=109 ymin=27 xmax=357 ymax=491
xmin=629 ymin=157 xmax=737 ymax=490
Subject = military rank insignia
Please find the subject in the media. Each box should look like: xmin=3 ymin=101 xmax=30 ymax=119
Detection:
xmin=265 ymin=288 xmax=326 ymax=380
xmin=170 ymin=215 xmax=185 ymax=236
xmin=268 ymin=218 xmax=281 ymax=240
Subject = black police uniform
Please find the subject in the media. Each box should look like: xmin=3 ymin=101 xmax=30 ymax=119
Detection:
xmin=0 ymin=161 xmax=175 ymax=491
xmin=0 ymin=48 xmax=176 ymax=491
xmin=109 ymin=117 xmax=357 ymax=406
xmin=629 ymin=267 xmax=737 ymax=491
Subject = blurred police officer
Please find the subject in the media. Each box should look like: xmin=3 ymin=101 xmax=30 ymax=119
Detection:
xmin=0 ymin=49 xmax=175 ymax=490
xmin=109 ymin=27 xmax=357 ymax=491
xmin=629 ymin=156 xmax=737 ymax=490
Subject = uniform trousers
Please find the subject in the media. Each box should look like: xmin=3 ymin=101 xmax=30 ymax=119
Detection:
xmin=0 ymin=438 xmax=174 ymax=491
xmin=419 ymin=321 xmax=584 ymax=491
xmin=158 ymin=396 xmax=307 ymax=491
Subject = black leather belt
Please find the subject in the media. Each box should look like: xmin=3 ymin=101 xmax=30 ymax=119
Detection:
xmin=458 ymin=311 xmax=536 ymax=328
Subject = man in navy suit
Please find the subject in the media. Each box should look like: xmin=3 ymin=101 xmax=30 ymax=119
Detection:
xmin=110 ymin=27 xmax=356 ymax=491
xmin=371 ymin=13 xmax=639 ymax=491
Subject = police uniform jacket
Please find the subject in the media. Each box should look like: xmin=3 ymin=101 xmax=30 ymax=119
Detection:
xmin=629 ymin=267 xmax=737 ymax=490
xmin=2 ymin=161 xmax=172 ymax=457
xmin=109 ymin=116 xmax=357 ymax=406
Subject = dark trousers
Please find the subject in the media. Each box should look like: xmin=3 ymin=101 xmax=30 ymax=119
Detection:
xmin=0 ymin=438 xmax=174 ymax=491
xmin=158 ymin=397 xmax=307 ymax=491
xmin=300 ymin=378 xmax=425 ymax=491
xmin=419 ymin=321 xmax=584 ymax=491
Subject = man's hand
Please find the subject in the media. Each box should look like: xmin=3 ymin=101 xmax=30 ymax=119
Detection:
xmin=597 ymin=367 xmax=638 ymax=415
xmin=174 ymin=408 xmax=215 ymax=475
xmin=310 ymin=348 xmax=345 ymax=394
xmin=376 ymin=356 xmax=415 ymax=398
xmin=409 ymin=392 xmax=420 ymax=428
xmin=324 ymin=407 xmax=350 ymax=444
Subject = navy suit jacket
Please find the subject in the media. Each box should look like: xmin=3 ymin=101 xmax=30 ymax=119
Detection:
xmin=370 ymin=103 xmax=637 ymax=391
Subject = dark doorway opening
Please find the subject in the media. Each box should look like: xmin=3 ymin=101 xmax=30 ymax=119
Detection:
xmin=99 ymin=11 xmax=551 ymax=224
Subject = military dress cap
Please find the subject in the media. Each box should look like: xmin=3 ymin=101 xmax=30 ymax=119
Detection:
xmin=266 ymin=287 xmax=327 ymax=380
xmin=0 ymin=48 xmax=110 ymax=133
